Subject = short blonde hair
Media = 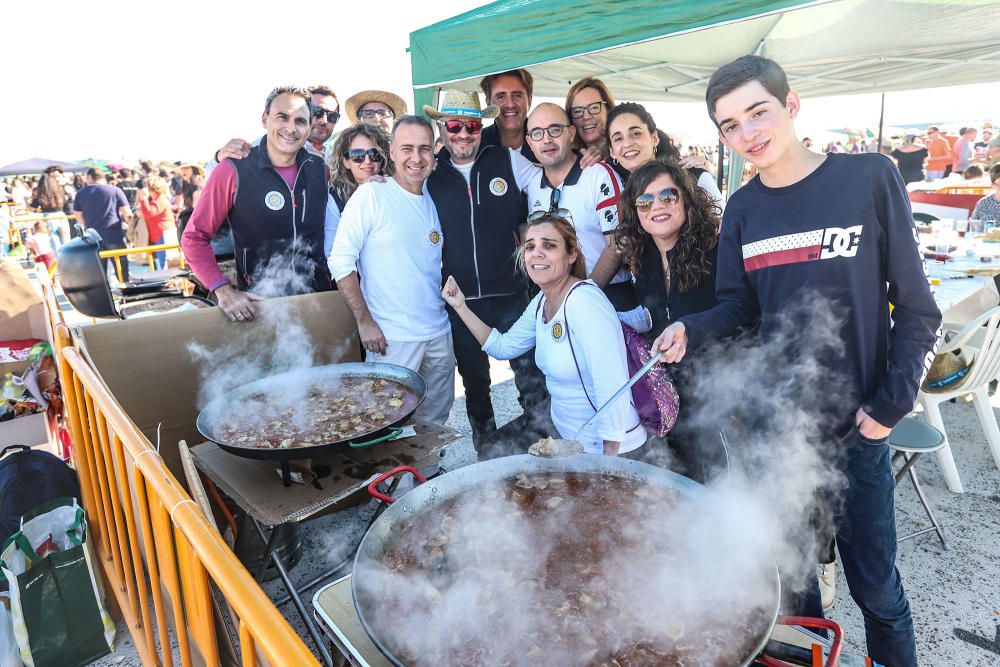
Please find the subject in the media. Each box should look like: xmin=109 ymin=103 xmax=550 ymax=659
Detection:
xmin=146 ymin=175 xmax=167 ymax=195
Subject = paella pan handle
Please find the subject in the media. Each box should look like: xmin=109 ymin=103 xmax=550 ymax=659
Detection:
xmin=367 ymin=465 xmax=428 ymax=504
xmin=758 ymin=616 xmax=843 ymax=667
xmin=350 ymin=427 xmax=403 ymax=449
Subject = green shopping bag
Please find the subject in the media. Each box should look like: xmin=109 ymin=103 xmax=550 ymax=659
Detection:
xmin=0 ymin=498 xmax=115 ymax=667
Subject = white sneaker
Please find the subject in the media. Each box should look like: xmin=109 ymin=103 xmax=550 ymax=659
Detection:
xmin=818 ymin=562 xmax=837 ymax=611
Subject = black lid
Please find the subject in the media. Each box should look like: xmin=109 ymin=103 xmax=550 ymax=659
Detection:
xmin=56 ymin=230 xmax=119 ymax=318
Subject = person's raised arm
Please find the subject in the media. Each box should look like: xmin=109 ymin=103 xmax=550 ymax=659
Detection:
xmin=591 ymin=164 xmax=624 ymax=288
xmin=441 ymin=276 xmax=492 ymax=344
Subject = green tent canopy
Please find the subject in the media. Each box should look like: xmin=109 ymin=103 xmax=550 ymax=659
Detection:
xmin=409 ymin=0 xmax=1000 ymax=114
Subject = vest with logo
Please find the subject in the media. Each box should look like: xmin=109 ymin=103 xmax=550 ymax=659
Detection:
xmin=427 ymin=144 xmax=527 ymax=299
xmin=227 ymin=138 xmax=331 ymax=292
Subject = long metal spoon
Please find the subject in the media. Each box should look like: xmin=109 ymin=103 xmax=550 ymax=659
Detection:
xmin=574 ymin=355 xmax=661 ymax=440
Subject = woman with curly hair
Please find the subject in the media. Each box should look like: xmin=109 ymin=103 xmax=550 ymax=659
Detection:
xmin=325 ymin=122 xmax=391 ymax=256
xmin=617 ymin=158 xmax=721 ymax=343
xmin=607 ymin=102 xmax=724 ymax=209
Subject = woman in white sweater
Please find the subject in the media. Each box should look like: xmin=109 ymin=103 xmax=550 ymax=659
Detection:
xmin=443 ymin=214 xmax=646 ymax=458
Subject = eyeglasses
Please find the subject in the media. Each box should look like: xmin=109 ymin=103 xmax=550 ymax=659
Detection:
xmin=634 ymin=188 xmax=681 ymax=209
xmin=342 ymin=148 xmax=385 ymax=164
xmin=569 ymin=101 xmax=608 ymax=119
xmin=359 ymin=109 xmax=394 ymax=121
xmin=441 ymin=119 xmax=483 ymax=135
xmin=312 ymin=108 xmax=341 ymax=124
xmin=526 ymin=124 xmax=571 ymax=141
xmin=527 ymin=208 xmax=573 ymax=223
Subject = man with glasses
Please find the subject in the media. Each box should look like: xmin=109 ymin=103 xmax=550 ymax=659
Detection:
xmin=212 ymin=84 xmax=341 ymax=165
xmin=329 ymin=116 xmax=456 ymax=425
xmin=344 ymin=90 xmax=407 ymax=133
xmin=423 ymin=90 xmax=547 ymax=452
xmin=182 ymin=86 xmax=333 ymax=322
xmin=522 ymin=103 xmax=634 ymax=311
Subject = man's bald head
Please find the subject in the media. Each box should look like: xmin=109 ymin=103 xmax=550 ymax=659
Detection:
xmin=525 ymin=103 xmax=576 ymax=169
xmin=528 ymin=102 xmax=570 ymax=127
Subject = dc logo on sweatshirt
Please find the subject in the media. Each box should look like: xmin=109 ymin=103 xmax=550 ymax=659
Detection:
xmin=819 ymin=225 xmax=863 ymax=259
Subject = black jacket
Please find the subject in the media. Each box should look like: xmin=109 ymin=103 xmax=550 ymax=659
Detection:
xmin=634 ymin=240 xmax=719 ymax=341
xmin=228 ymin=138 xmax=331 ymax=292
xmin=427 ymin=145 xmax=527 ymax=299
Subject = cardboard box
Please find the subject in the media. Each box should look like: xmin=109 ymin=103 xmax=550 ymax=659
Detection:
xmin=0 ymin=259 xmax=54 ymax=450
xmin=74 ymin=290 xmax=362 ymax=480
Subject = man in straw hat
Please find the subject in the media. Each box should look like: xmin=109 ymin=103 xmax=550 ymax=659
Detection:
xmin=424 ymin=90 xmax=548 ymax=453
xmin=344 ymin=90 xmax=408 ymax=133
xmin=212 ymin=84 xmax=342 ymax=165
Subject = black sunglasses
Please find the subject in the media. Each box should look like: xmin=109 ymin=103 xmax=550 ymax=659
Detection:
xmin=312 ymin=108 xmax=341 ymax=124
xmin=342 ymin=148 xmax=384 ymax=164
xmin=569 ymin=101 xmax=608 ymax=119
xmin=441 ymin=119 xmax=483 ymax=135
xmin=635 ymin=187 xmax=681 ymax=209
xmin=526 ymin=124 xmax=571 ymax=141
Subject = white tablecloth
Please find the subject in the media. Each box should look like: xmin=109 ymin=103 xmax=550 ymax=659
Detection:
xmin=923 ymin=237 xmax=1000 ymax=328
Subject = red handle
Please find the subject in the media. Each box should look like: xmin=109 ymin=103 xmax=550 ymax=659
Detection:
xmin=772 ymin=616 xmax=843 ymax=667
xmin=367 ymin=465 xmax=427 ymax=504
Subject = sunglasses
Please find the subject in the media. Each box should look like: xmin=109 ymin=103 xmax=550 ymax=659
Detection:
xmin=635 ymin=188 xmax=681 ymax=209
xmin=359 ymin=109 xmax=394 ymax=121
xmin=569 ymin=101 xmax=608 ymax=119
xmin=312 ymin=108 xmax=341 ymax=124
xmin=526 ymin=124 xmax=571 ymax=141
xmin=342 ymin=148 xmax=384 ymax=164
xmin=527 ymin=208 xmax=573 ymax=223
xmin=442 ymin=119 xmax=483 ymax=135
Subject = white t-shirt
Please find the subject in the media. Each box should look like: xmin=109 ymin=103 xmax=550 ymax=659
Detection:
xmin=329 ymin=178 xmax=449 ymax=342
xmin=323 ymin=193 xmax=341 ymax=257
xmin=451 ymin=159 xmax=474 ymax=185
xmin=522 ymin=157 xmax=629 ymax=285
xmin=482 ymin=280 xmax=645 ymax=455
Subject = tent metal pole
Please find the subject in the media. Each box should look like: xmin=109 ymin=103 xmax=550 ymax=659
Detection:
xmin=717 ymin=139 xmax=724 ymax=192
xmin=876 ymin=93 xmax=886 ymax=153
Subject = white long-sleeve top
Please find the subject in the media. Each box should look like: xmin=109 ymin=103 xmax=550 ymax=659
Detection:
xmin=483 ymin=280 xmax=646 ymax=454
xmin=329 ymin=178 xmax=449 ymax=342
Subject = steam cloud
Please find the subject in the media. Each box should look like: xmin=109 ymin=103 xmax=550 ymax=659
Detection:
xmin=354 ymin=294 xmax=853 ymax=665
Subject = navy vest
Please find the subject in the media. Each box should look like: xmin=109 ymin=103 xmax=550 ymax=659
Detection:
xmin=227 ymin=138 xmax=331 ymax=293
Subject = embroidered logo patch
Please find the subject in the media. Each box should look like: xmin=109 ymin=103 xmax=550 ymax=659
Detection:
xmin=489 ymin=177 xmax=508 ymax=196
xmin=429 ymin=230 xmax=442 ymax=245
xmin=264 ymin=191 xmax=285 ymax=211
xmin=551 ymin=321 xmax=564 ymax=341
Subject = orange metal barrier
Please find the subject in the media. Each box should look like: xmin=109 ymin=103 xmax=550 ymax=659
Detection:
xmin=99 ymin=243 xmax=187 ymax=282
xmin=53 ymin=325 xmax=318 ymax=667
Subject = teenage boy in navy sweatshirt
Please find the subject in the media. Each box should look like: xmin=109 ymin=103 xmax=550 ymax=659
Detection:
xmin=651 ymin=56 xmax=939 ymax=667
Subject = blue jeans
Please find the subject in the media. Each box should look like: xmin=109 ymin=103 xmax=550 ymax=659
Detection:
xmin=152 ymin=249 xmax=166 ymax=270
xmin=795 ymin=430 xmax=917 ymax=667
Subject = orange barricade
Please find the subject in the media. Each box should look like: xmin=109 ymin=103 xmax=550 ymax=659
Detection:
xmin=48 ymin=315 xmax=318 ymax=665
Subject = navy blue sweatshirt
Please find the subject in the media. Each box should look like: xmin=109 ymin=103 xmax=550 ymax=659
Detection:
xmin=681 ymin=153 xmax=941 ymax=432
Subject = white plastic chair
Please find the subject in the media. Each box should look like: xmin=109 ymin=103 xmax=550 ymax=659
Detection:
xmin=918 ymin=306 xmax=1000 ymax=493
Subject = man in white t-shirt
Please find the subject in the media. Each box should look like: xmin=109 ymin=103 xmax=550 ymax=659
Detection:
xmin=329 ymin=116 xmax=455 ymax=424
xmin=522 ymin=103 xmax=634 ymax=311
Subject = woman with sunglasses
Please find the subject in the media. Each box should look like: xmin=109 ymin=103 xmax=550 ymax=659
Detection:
xmin=565 ymin=77 xmax=616 ymax=160
xmin=443 ymin=214 xmax=647 ymax=460
xmin=325 ymin=123 xmax=391 ymax=256
xmin=607 ymin=102 xmax=724 ymax=210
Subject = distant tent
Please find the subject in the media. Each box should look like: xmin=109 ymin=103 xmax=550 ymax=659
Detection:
xmin=0 ymin=158 xmax=88 ymax=176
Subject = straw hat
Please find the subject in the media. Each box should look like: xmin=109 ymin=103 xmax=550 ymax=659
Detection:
xmin=344 ymin=90 xmax=408 ymax=124
xmin=922 ymin=351 xmax=972 ymax=392
xmin=176 ymin=163 xmax=205 ymax=176
xmin=423 ymin=90 xmax=499 ymax=121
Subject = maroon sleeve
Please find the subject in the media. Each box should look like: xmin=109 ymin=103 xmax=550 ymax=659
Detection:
xmin=182 ymin=161 xmax=236 ymax=292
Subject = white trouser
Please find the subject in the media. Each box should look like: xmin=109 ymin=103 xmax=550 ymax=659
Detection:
xmin=366 ymin=331 xmax=456 ymax=425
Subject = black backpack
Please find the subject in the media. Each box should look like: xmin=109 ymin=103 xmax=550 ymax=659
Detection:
xmin=0 ymin=445 xmax=81 ymax=547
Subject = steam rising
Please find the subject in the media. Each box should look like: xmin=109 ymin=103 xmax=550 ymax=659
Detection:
xmin=355 ymin=296 xmax=852 ymax=664
xmin=189 ymin=242 xmax=349 ymax=432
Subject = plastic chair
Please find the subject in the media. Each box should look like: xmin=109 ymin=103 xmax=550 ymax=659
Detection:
xmin=917 ymin=306 xmax=1000 ymax=493
xmin=887 ymin=417 xmax=948 ymax=549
